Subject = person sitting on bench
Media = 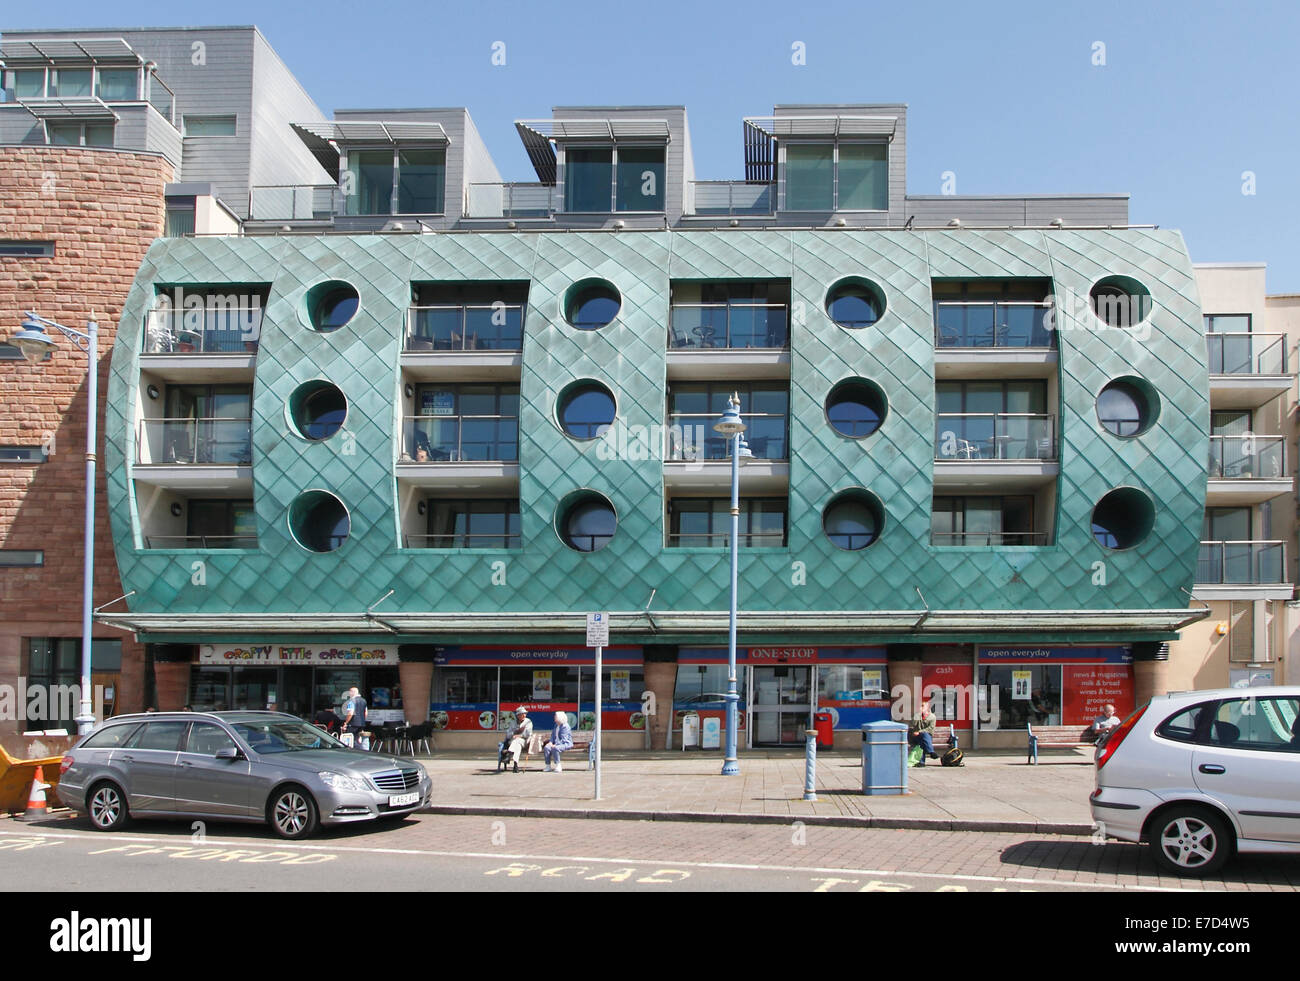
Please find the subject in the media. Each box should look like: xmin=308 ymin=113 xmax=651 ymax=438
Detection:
xmin=908 ymin=698 xmax=940 ymax=764
xmin=1083 ymin=704 xmax=1121 ymax=743
xmin=543 ymin=711 xmax=574 ymax=772
xmin=500 ymin=706 xmax=532 ymax=773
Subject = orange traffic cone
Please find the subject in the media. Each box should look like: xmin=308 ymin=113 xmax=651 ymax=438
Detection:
xmin=21 ymin=766 xmax=49 ymax=822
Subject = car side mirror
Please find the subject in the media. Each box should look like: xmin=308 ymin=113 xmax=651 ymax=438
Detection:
xmin=215 ymin=747 xmax=241 ymax=761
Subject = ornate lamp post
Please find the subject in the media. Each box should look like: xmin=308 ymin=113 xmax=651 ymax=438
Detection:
xmin=712 ymin=394 xmax=752 ymax=775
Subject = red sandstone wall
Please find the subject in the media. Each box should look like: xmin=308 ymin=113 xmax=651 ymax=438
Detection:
xmin=0 ymin=147 xmax=173 ymax=736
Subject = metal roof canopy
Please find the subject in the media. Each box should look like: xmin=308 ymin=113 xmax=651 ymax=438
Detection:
xmin=515 ymin=118 xmax=672 ymax=185
xmin=20 ymin=97 xmax=120 ymax=121
xmin=290 ymin=120 xmax=451 ymax=182
xmin=0 ymin=37 xmax=141 ymax=64
xmin=742 ymin=115 xmax=896 ymax=185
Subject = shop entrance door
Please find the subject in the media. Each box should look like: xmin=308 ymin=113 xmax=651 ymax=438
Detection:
xmin=750 ymin=666 xmax=812 ymax=746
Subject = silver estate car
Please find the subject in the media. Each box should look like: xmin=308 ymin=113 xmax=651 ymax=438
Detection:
xmin=58 ymin=711 xmax=431 ymax=840
xmin=1090 ymin=687 xmax=1300 ymax=876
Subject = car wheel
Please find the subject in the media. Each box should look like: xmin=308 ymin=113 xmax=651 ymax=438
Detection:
xmin=87 ymin=782 xmax=130 ymax=832
xmin=268 ymin=786 xmax=319 ymax=840
xmin=1148 ymin=806 xmax=1232 ymax=877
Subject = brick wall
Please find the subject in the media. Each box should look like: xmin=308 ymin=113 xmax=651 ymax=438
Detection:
xmin=0 ymin=147 xmax=173 ymax=738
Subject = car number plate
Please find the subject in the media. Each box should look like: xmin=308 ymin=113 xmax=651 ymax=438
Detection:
xmin=389 ymin=792 xmax=419 ymax=807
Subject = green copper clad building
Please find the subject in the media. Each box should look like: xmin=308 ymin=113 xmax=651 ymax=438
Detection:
xmin=99 ymin=104 xmax=1209 ymax=750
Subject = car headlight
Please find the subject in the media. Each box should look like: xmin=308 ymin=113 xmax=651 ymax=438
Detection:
xmin=318 ymin=771 xmax=367 ymax=793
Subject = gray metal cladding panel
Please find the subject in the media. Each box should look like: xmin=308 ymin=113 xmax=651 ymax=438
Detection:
xmin=105 ymin=229 xmax=1206 ymax=616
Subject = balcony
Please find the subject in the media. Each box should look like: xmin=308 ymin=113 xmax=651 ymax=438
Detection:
xmin=668 ymin=304 xmax=788 ymax=350
xmin=134 ymin=417 xmax=253 ymax=494
xmin=403 ymin=531 xmax=522 ymax=549
xmin=144 ymin=534 xmax=257 ymax=550
xmin=1207 ymin=333 xmax=1295 ymax=409
xmin=666 ymin=529 xmax=786 ymax=548
xmin=1196 ymin=540 xmax=1287 ymax=589
xmin=1207 ymin=435 xmax=1292 ymax=505
xmin=400 ymin=414 xmax=518 ymax=463
xmin=688 ymin=181 xmax=776 ymax=217
xmin=144 ymin=307 xmax=261 ymax=355
xmin=465 ymin=182 xmax=554 ymax=219
xmin=248 ymin=184 xmax=341 ymax=222
xmin=933 ymin=413 xmax=1057 ymax=491
xmin=931 ymin=531 xmax=1051 ymax=547
xmin=405 ymin=305 xmax=524 ymax=353
xmin=934 ymin=301 xmax=1055 ymax=349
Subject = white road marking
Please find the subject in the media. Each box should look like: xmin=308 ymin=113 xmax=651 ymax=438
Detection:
xmin=0 ymin=826 xmax=1203 ymax=891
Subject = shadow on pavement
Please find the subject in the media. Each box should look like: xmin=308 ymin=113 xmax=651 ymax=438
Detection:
xmin=999 ymin=838 xmax=1300 ymax=886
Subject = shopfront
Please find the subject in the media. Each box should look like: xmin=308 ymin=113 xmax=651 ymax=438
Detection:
xmin=976 ymin=646 xmax=1135 ymax=732
xmin=189 ymin=644 xmax=404 ymax=721
xmin=674 ymin=646 xmax=891 ymax=748
xmin=429 ymin=646 xmax=647 ymax=747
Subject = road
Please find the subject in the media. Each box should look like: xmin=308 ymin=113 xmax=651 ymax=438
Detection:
xmin=4 ymin=811 xmax=1299 ymax=892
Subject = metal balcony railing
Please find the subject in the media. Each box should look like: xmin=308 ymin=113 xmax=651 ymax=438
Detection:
xmin=146 ymin=74 xmax=176 ymax=125
xmin=1208 ymin=435 xmax=1287 ymax=480
xmin=666 ymin=413 xmax=788 ymax=461
xmin=1197 ymin=540 xmax=1287 ymax=585
xmin=666 ymin=530 xmax=786 ymax=548
xmin=248 ymin=184 xmax=342 ymax=221
xmin=137 ymin=417 xmax=253 ymax=465
xmin=934 ymin=413 xmax=1056 ymax=461
xmin=931 ymin=531 xmax=1050 ymax=546
xmin=400 ymin=415 xmax=519 ymax=463
xmin=405 ymin=305 xmax=524 ymax=352
xmin=403 ymin=532 xmax=521 ymax=549
xmin=1206 ymin=332 xmax=1290 ymax=375
xmin=465 ymin=182 xmax=555 ymax=218
xmin=934 ymin=301 xmax=1055 ymax=349
xmin=144 ymin=535 xmax=257 ymax=550
xmin=669 ymin=303 xmax=789 ymax=349
xmin=143 ymin=308 xmax=261 ymax=354
xmin=689 ymin=181 xmax=776 ymax=216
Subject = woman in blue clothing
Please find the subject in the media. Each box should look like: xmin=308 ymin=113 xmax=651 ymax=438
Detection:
xmin=543 ymin=711 xmax=574 ymax=772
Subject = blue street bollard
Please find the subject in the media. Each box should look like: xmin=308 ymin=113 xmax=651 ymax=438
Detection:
xmin=804 ymin=728 xmax=817 ymax=801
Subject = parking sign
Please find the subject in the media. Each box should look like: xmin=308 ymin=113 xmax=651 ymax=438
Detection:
xmin=586 ymin=612 xmax=609 ymax=648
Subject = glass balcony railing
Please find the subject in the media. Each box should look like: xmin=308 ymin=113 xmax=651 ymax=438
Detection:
xmin=403 ymin=532 xmax=522 ymax=549
xmin=934 ymin=301 xmax=1055 ymax=349
xmin=930 ymin=531 xmax=1050 ymax=546
xmin=144 ymin=535 xmax=257 ymax=549
xmin=1197 ymin=541 xmax=1286 ymax=584
xmin=689 ymin=181 xmax=776 ymax=216
xmin=669 ymin=303 xmax=789 ymax=350
xmin=1209 ymin=436 xmax=1287 ymax=480
xmin=666 ymin=530 xmax=786 ymax=548
xmin=666 ymin=414 xmax=787 ymax=462
xmin=400 ymin=415 xmax=519 ymax=463
xmin=405 ymin=305 xmax=524 ymax=352
xmin=934 ymin=414 xmax=1056 ymax=461
xmin=143 ymin=308 xmax=262 ymax=354
xmin=1206 ymin=332 xmax=1290 ymax=375
xmin=465 ymin=182 xmax=555 ymax=219
xmin=248 ymin=184 xmax=342 ymax=221
xmin=137 ymin=418 xmax=252 ymax=465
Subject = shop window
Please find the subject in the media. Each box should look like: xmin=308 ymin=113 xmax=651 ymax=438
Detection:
xmin=500 ymin=667 xmax=581 ymax=705
xmin=190 ymin=668 xmax=231 ymax=712
xmin=978 ymin=664 xmax=1061 ymax=731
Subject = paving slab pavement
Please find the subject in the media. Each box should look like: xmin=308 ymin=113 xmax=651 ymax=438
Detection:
xmin=417 ymin=747 xmax=1098 ymax=835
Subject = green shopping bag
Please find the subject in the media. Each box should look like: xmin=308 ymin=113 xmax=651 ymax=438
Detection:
xmin=908 ymin=744 xmax=925 ymax=767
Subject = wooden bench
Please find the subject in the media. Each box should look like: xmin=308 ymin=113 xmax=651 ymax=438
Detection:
xmin=1027 ymin=724 xmax=1094 ymax=764
xmin=497 ymin=730 xmax=597 ymax=771
xmin=911 ymin=724 xmax=958 ymax=765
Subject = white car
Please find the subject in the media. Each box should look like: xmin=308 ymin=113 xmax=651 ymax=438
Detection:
xmin=1090 ymin=687 xmax=1300 ymax=876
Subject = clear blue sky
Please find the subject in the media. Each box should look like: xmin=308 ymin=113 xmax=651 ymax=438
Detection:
xmin=8 ymin=0 xmax=1300 ymax=290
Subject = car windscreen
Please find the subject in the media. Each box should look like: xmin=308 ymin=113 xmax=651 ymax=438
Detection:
xmin=232 ymin=720 xmax=347 ymax=754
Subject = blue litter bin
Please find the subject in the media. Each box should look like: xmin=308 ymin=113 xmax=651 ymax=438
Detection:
xmin=861 ymin=720 xmax=909 ymax=796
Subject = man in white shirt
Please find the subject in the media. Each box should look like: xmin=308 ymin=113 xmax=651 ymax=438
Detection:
xmin=1085 ymin=703 xmax=1121 ymax=742
xmin=502 ymin=706 xmax=532 ymax=773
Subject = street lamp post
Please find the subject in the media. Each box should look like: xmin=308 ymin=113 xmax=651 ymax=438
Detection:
xmin=713 ymin=393 xmax=751 ymax=776
xmin=12 ymin=311 xmax=100 ymax=736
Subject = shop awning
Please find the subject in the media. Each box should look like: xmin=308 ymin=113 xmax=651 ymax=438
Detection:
xmin=97 ymin=607 xmax=1209 ymax=642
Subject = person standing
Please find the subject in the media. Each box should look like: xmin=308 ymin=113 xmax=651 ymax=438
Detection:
xmin=341 ymin=686 xmax=369 ymax=750
xmin=543 ymin=711 xmax=574 ymax=772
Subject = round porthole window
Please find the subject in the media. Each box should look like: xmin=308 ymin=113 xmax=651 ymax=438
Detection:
xmin=1090 ymin=488 xmax=1155 ymax=550
xmin=564 ymin=279 xmax=621 ymax=330
xmin=305 ymin=281 xmax=359 ymax=333
xmin=288 ymin=380 xmax=347 ymax=441
xmin=825 ymin=379 xmax=888 ymax=438
xmin=557 ymin=381 xmax=616 ymax=439
xmin=1090 ymin=275 xmax=1152 ymax=329
xmin=557 ymin=492 xmax=617 ymax=553
xmin=822 ymin=490 xmax=884 ymax=551
xmin=1096 ymin=377 xmax=1159 ymax=438
xmin=288 ymin=490 xmax=350 ymax=553
xmin=825 ymin=278 xmax=887 ymax=329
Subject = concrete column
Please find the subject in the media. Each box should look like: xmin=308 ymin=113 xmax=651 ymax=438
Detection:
xmin=888 ymin=658 xmax=923 ymax=721
xmin=399 ymin=661 xmax=433 ymax=723
xmin=644 ymin=661 xmax=677 ymax=750
xmin=1133 ymin=657 xmax=1170 ymax=707
xmin=154 ymin=661 xmax=191 ymax=711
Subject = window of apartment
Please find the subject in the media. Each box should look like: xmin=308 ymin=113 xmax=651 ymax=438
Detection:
xmin=0 ymin=446 xmax=49 ymax=463
xmin=24 ymin=638 xmax=122 ymax=730
xmin=667 ymin=382 xmax=789 ymax=460
xmin=165 ymin=199 xmax=196 ymax=237
xmin=407 ymin=281 xmax=528 ymax=351
xmin=344 ymin=147 xmax=445 ymax=216
xmin=4 ymin=68 xmax=47 ymax=100
xmin=667 ymin=498 xmax=787 ymax=548
xmin=935 ymin=380 xmax=1050 ymax=460
xmin=668 ymin=280 xmax=790 ymax=349
xmin=408 ymin=384 xmax=519 ymax=462
xmin=563 ymin=144 xmax=666 ymax=213
xmin=1205 ymin=314 xmax=1267 ymax=374
xmin=783 ymin=141 xmax=887 ymax=211
xmin=183 ymin=115 xmax=237 ymax=137
xmin=50 ymin=68 xmax=92 ymax=97
xmin=145 ymin=285 xmax=267 ymax=353
xmin=932 ymin=279 xmax=1055 ymax=348
xmin=186 ymin=499 xmax=257 ymax=549
xmin=1228 ymin=600 xmax=1255 ymax=662
xmin=0 ymin=550 xmax=44 ymax=567
xmin=0 ymin=240 xmax=54 ymax=257
xmin=148 ymin=385 xmax=253 ymax=465
xmin=94 ymin=67 xmax=139 ymax=101
xmin=47 ymin=121 xmax=114 ymax=147
xmin=421 ymin=499 xmax=521 ymax=549
xmin=932 ymin=496 xmax=1039 ymax=546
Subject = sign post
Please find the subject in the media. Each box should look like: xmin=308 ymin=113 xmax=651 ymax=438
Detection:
xmin=586 ymin=612 xmax=609 ymax=800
